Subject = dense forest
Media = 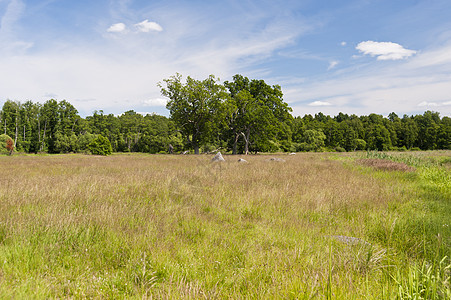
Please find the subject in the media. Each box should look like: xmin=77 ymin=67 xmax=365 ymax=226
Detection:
xmin=1 ymin=74 xmax=450 ymax=155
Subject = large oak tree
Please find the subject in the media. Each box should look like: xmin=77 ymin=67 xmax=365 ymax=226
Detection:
xmin=224 ymin=74 xmax=292 ymax=154
xmin=159 ymin=73 xmax=228 ymax=154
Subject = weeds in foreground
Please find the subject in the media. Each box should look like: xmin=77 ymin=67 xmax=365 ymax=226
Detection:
xmin=393 ymin=256 xmax=450 ymax=299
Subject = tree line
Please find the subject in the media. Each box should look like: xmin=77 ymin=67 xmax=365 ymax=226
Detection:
xmin=1 ymin=74 xmax=450 ymax=155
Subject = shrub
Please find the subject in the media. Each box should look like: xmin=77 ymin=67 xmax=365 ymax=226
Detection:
xmin=302 ymin=129 xmax=326 ymax=151
xmin=87 ymin=135 xmax=113 ymax=156
xmin=335 ymin=146 xmax=346 ymax=152
xmin=0 ymin=134 xmax=14 ymax=155
xmin=77 ymin=133 xmax=97 ymax=153
xmin=354 ymin=139 xmax=367 ymax=150
xmin=297 ymin=142 xmax=314 ymax=152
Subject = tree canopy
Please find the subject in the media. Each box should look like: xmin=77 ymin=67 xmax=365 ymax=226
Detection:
xmin=159 ymin=74 xmax=228 ymax=154
xmin=1 ymin=74 xmax=450 ymax=155
xmin=223 ymin=74 xmax=292 ymax=154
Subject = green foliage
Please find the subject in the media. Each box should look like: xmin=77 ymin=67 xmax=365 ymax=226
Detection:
xmin=354 ymin=139 xmax=367 ymax=150
xmin=54 ymin=131 xmax=78 ymax=153
xmin=77 ymin=133 xmax=97 ymax=152
xmin=290 ymin=111 xmax=449 ymax=153
xmin=223 ymin=74 xmax=293 ymax=154
xmin=298 ymin=129 xmax=326 ymax=152
xmin=160 ymin=73 xmax=228 ymax=154
xmin=1 ymin=79 xmax=449 ymax=155
xmin=393 ymin=257 xmax=450 ymax=299
xmin=87 ymin=135 xmax=113 ymax=156
xmin=0 ymin=134 xmax=14 ymax=154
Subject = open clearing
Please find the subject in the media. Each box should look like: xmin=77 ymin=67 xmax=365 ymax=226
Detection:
xmin=0 ymin=152 xmax=449 ymax=298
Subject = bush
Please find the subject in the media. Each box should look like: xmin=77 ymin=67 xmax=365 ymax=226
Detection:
xmin=77 ymin=133 xmax=97 ymax=153
xmin=280 ymin=140 xmax=292 ymax=152
xmin=302 ymin=129 xmax=326 ymax=151
xmin=289 ymin=143 xmax=299 ymax=153
xmin=201 ymin=143 xmax=217 ymax=153
xmin=297 ymin=142 xmax=314 ymax=152
xmin=354 ymin=139 xmax=367 ymax=151
xmin=87 ymin=135 xmax=113 ymax=156
xmin=0 ymin=134 xmax=14 ymax=155
xmin=335 ymin=146 xmax=346 ymax=152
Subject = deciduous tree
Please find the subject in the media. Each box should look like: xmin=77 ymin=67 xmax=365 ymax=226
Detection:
xmin=160 ymin=74 xmax=228 ymax=154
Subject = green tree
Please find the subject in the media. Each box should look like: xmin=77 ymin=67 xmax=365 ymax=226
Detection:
xmin=88 ymin=135 xmax=113 ymax=156
xmin=437 ymin=117 xmax=451 ymax=149
xmin=415 ymin=111 xmax=440 ymax=150
xmin=86 ymin=111 xmax=121 ymax=151
xmin=299 ymin=129 xmax=326 ymax=152
xmin=367 ymin=124 xmax=392 ymax=150
xmin=160 ymin=74 xmax=228 ymax=154
xmin=19 ymin=101 xmax=41 ymax=153
xmin=40 ymin=99 xmax=60 ymax=153
xmin=323 ymin=119 xmax=341 ymax=149
xmin=1 ymin=100 xmax=20 ymax=149
xmin=58 ymin=100 xmax=79 ymax=136
xmin=137 ymin=114 xmax=181 ymax=154
xmin=354 ymin=139 xmax=367 ymax=150
xmin=400 ymin=115 xmax=418 ymax=149
xmin=224 ymin=74 xmax=292 ymax=154
xmin=77 ymin=133 xmax=97 ymax=152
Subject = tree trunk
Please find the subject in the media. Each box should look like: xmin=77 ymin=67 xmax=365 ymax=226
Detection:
xmin=14 ymin=111 xmax=18 ymax=148
xmin=192 ymin=131 xmax=200 ymax=154
xmin=193 ymin=143 xmax=200 ymax=155
xmin=242 ymin=127 xmax=250 ymax=155
xmin=40 ymin=120 xmax=47 ymax=151
xmin=232 ymin=131 xmax=239 ymax=155
xmin=38 ymin=118 xmax=41 ymax=144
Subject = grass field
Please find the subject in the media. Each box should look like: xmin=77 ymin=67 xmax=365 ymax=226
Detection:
xmin=0 ymin=151 xmax=449 ymax=298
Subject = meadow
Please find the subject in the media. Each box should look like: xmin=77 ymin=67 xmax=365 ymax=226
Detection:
xmin=0 ymin=151 xmax=449 ymax=299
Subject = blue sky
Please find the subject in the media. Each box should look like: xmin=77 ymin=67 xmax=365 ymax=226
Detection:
xmin=1 ymin=0 xmax=450 ymax=117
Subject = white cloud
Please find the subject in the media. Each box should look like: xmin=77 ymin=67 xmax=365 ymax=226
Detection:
xmin=142 ymin=98 xmax=167 ymax=107
xmin=134 ymin=20 xmax=163 ymax=33
xmin=328 ymin=61 xmax=338 ymax=70
xmin=341 ymin=41 xmax=346 ymax=46
xmin=107 ymin=23 xmax=126 ymax=33
xmin=308 ymin=101 xmax=332 ymax=106
xmin=0 ymin=0 xmax=25 ymax=34
xmin=356 ymin=41 xmax=416 ymax=60
xmin=418 ymin=100 xmax=451 ymax=107
xmin=0 ymin=0 xmax=33 ymax=54
xmin=286 ymin=41 xmax=451 ymax=117
xmin=0 ymin=2 xmax=328 ymax=116
xmin=406 ymin=44 xmax=451 ymax=69
xmin=418 ymin=101 xmax=439 ymax=107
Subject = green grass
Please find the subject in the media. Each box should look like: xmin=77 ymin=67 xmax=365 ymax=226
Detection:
xmin=0 ymin=152 xmax=449 ymax=298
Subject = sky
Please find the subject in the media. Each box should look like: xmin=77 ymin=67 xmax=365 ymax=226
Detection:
xmin=1 ymin=0 xmax=451 ymax=117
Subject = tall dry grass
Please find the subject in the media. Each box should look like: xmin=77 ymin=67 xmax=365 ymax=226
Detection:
xmin=0 ymin=152 xmax=449 ymax=298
